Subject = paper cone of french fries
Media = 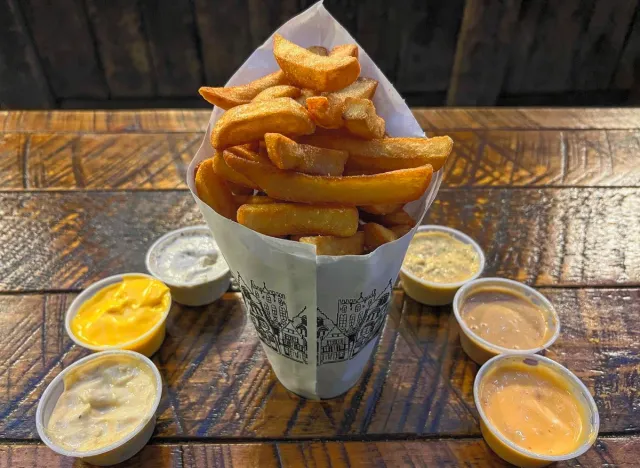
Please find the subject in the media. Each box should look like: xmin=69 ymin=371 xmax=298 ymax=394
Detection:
xmin=187 ymin=1 xmax=443 ymax=399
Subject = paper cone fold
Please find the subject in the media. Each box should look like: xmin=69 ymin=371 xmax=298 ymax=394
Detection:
xmin=187 ymin=1 xmax=443 ymax=399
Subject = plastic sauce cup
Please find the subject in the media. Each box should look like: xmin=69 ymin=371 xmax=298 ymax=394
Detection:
xmin=146 ymin=225 xmax=231 ymax=306
xmin=474 ymin=353 xmax=599 ymax=468
xmin=399 ymin=225 xmax=485 ymax=306
xmin=453 ymin=277 xmax=560 ymax=365
xmin=65 ymin=273 xmax=172 ymax=357
xmin=36 ymin=350 xmax=162 ymax=466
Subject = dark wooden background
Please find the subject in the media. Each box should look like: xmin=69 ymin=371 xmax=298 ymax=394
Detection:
xmin=2 ymin=0 xmax=640 ymax=110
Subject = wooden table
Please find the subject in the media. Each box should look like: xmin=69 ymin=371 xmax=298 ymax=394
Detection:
xmin=0 ymin=108 xmax=638 ymax=467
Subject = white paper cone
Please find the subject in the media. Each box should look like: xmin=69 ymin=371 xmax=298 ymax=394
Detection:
xmin=187 ymin=1 xmax=443 ymax=399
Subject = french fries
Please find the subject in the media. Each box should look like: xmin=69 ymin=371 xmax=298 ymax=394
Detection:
xmin=195 ymin=159 xmax=237 ymax=220
xmin=342 ymin=98 xmax=385 ymax=139
xmin=252 ymin=85 xmax=301 ymax=102
xmin=363 ymin=223 xmax=397 ymax=251
xmin=224 ymin=152 xmax=433 ymax=205
xmin=237 ymin=203 xmax=358 ymax=237
xmin=298 ymin=232 xmax=364 ymax=255
xmin=211 ymin=98 xmax=315 ymax=150
xmin=303 ymin=135 xmax=453 ymax=172
xmin=273 ymin=34 xmax=360 ymax=92
xmin=199 ymin=71 xmax=287 ymax=110
xmin=264 ymin=133 xmax=348 ymax=176
xmin=196 ymin=34 xmax=454 ymax=254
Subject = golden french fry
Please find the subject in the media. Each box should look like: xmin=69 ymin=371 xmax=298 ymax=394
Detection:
xmin=228 ymin=144 xmax=272 ymax=165
xmin=302 ymin=135 xmax=453 ymax=172
xmin=342 ymin=97 xmax=385 ymax=139
xmin=390 ymin=224 xmax=413 ymax=237
xmin=237 ymin=203 xmax=358 ymax=237
xmin=296 ymin=88 xmax=317 ymax=106
xmin=308 ymin=46 xmax=328 ymax=56
xmin=252 ymin=85 xmax=301 ymax=102
xmin=195 ymin=159 xmax=238 ymax=220
xmin=199 ymin=71 xmax=287 ymax=109
xmin=224 ymin=152 xmax=433 ymax=205
xmin=363 ymin=222 xmax=397 ymax=251
xmin=306 ymin=78 xmax=378 ymax=129
xmin=330 ymin=44 xmax=358 ymax=58
xmin=244 ymin=195 xmax=278 ymax=204
xmin=215 ymin=152 xmax=259 ymax=189
xmin=211 ymin=98 xmax=315 ymax=150
xmin=377 ymin=210 xmax=416 ymax=226
xmin=273 ymin=34 xmax=360 ymax=92
xmin=298 ymin=232 xmax=364 ymax=255
xmin=264 ymin=133 xmax=348 ymax=176
xmin=227 ymin=182 xmax=254 ymax=196
xmin=360 ymin=204 xmax=403 ymax=215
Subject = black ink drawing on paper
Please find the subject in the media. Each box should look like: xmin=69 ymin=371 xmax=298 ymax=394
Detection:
xmin=317 ymin=279 xmax=393 ymax=365
xmin=237 ymin=274 xmax=308 ymax=364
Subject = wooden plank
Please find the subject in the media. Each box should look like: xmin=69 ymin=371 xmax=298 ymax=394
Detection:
xmin=0 ymin=0 xmax=53 ymax=108
xmin=0 ymin=110 xmax=210 ymax=133
xmin=138 ymin=0 xmax=203 ymax=96
xmin=396 ymin=0 xmax=465 ymax=93
xmin=0 ymin=189 xmax=639 ymax=292
xmin=85 ymin=0 xmax=155 ymax=98
xmin=1 ymin=437 xmax=638 ymax=467
xmin=247 ymin=0 xmax=300 ymax=47
xmin=18 ymin=0 xmax=108 ymax=100
xmin=193 ymin=0 xmax=253 ymax=86
xmin=436 ymin=130 xmax=640 ymax=187
xmin=0 ymin=134 xmax=25 ymax=189
xmin=0 ymin=288 xmax=637 ymax=439
xmin=446 ymin=0 xmax=522 ymax=106
xmin=413 ymin=108 xmax=640 ymax=130
xmin=24 ymin=133 xmax=199 ymax=189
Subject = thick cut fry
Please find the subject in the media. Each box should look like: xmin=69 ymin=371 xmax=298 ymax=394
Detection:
xmin=252 ymin=85 xmax=301 ymax=102
xmin=296 ymin=88 xmax=317 ymax=106
xmin=330 ymin=44 xmax=358 ymax=58
xmin=303 ymin=135 xmax=453 ymax=172
xmin=377 ymin=210 xmax=416 ymax=226
xmin=360 ymin=203 xmax=403 ymax=215
xmin=228 ymin=145 xmax=271 ymax=165
xmin=224 ymin=152 xmax=433 ymax=205
xmin=298 ymin=232 xmax=364 ymax=255
xmin=215 ymin=152 xmax=259 ymax=189
xmin=227 ymin=182 xmax=253 ymax=195
xmin=237 ymin=203 xmax=358 ymax=237
xmin=211 ymin=98 xmax=315 ymax=150
xmin=199 ymin=71 xmax=287 ymax=109
xmin=308 ymin=45 xmax=328 ymax=56
xmin=273 ymin=34 xmax=360 ymax=92
xmin=195 ymin=159 xmax=237 ymax=220
xmin=264 ymin=133 xmax=348 ymax=176
xmin=390 ymin=224 xmax=413 ymax=237
xmin=342 ymin=97 xmax=385 ymax=139
xmin=306 ymin=78 xmax=378 ymax=129
xmin=363 ymin=223 xmax=397 ymax=251
xmin=243 ymin=195 xmax=277 ymax=204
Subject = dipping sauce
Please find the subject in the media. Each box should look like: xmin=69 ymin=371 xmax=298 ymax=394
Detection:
xmin=71 ymin=275 xmax=170 ymax=347
xmin=403 ymin=231 xmax=480 ymax=284
xmin=46 ymin=355 xmax=156 ymax=452
xmin=150 ymin=229 xmax=228 ymax=285
xmin=478 ymin=360 xmax=590 ymax=456
xmin=460 ymin=286 xmax=549 ymax=350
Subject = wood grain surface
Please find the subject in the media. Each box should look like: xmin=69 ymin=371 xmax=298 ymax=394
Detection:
xmin=2 ymin=436 xmax=638 ymax=467
xmin=0 ymin=288 xmax=637 ymax=439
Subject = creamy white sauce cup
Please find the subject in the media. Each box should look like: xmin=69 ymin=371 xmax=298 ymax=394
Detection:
xmin=36 ymin=350 xmax=162 ymax=466
xmin=146 ymin=225 xmax=231 ymax=306
xmin=400 ymin=225 xmax=485 ymax=305
xmin=453 ymin=277 xmax=560 ymax=364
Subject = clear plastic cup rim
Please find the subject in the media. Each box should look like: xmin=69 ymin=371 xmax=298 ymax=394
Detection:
xmin=36 ymin=349 xmax=163 ymax=459
xmin=65 ymin=273 xmax=172 ymax=352
xmin=145 ymin=225 xmax=231 ymax=288
xmin=453 ymin=277 xmax=560 ymax=356
xmin=400 ymin=225 xmax=486 ymax=289
xmin=473 ymin=353 xmax=600 ymax=462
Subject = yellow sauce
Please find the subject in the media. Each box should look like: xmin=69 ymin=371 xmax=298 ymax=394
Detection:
xmin=71 ymin=276 xmax=170 ymax=347
xmin=479 ymin=361 xmax=590 ymax=456
xmin=46 ymin=355 xmax=156 ymax=452
xmin=403 ymin=231 xmax=480 ymax=283
xmin=461 ymin=287 xmax=550 ymax=350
